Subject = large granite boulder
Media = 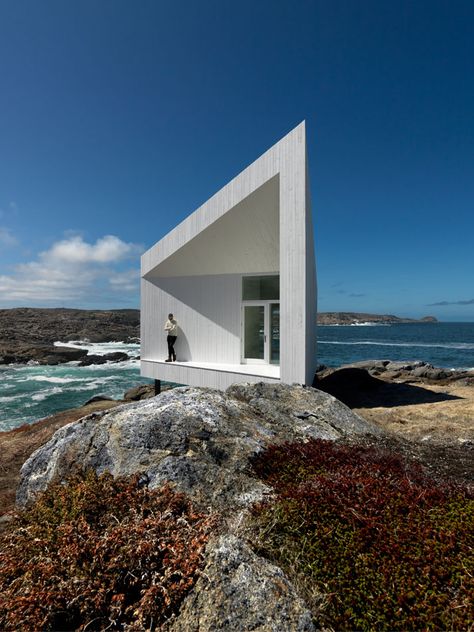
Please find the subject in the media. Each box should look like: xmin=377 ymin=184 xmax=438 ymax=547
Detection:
xmin=17 ymin=382 xmax=381 ymax=511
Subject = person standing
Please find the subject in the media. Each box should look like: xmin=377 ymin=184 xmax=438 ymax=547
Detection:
xmin=164 ymin=313 xmax=178 ymax=362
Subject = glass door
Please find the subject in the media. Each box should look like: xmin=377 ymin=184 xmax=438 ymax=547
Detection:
xmin=243 ymin=305 xmax=265 ymax=362
xmin=242 ymin=302 xmax=280 ymax=364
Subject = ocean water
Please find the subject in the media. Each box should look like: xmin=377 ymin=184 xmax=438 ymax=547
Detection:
xmin=317 ymin=322 xmax=474 ymax=370
xmin=0 ymin=341 xmax=153 ymax=432
xmin=1 ymin=323 xmax=473 ymax=432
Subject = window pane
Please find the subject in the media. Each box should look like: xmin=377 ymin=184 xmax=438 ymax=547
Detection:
xmin=270 ymin=303 xmax=280 ymax=364
xmin=242 ymin=275 xmax=279 ymax=300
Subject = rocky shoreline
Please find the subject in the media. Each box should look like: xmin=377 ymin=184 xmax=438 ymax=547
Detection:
xmin=0 ymin=307 xmax=139 ymax=365
xmin=316 ymin=359 xmax=474 ymax=386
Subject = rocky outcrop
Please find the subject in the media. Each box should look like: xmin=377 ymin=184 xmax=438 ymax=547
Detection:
xmin=318 ymin=312 xmax=438 ymax=325
xmin=18 ymin=382 xmax=379 ymax=510
xmin=0 ymin=344 xmax=132 ymax=366
xmin=316 ymin=360 xmax=474 ymax=385
xmin=17 ymin=382 xmax=379 ymax=630
xmin=78 ymin=351 xmax=129 ymax=366
xmin=123 ymin=383 xmax=158 ymax=400
xmin=0 ymin=399 xmax=122 ymax=525
xmin=0 ymin=343 xmax=89 ymax=365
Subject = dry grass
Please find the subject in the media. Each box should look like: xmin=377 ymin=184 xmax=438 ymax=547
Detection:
xmin=354 ymin=381 xmax=474 ymax=443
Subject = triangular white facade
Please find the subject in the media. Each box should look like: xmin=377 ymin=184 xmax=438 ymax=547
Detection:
xmin=141 ymin=121 xmax=317 ymax=388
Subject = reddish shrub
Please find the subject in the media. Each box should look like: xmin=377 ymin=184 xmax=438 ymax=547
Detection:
xmin=251 ymin=439 xmax=474 ymax=631
xmin=0 ymin=471 xmax=217 ymax=631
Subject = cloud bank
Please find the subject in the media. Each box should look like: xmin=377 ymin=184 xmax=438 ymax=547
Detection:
xmin=428 ymin=298 xmax=474 ymax=306
xmin=0 ymin=227 xmax=17 ymax=247
xmin=0 ymin=235 xmax=143 ymax=306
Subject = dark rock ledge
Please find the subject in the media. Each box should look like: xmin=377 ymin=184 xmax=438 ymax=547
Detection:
xmin=0 ymin=345 xmax=130 ymax=366
xmin=315 ymin=359 xmax=474 ymax=386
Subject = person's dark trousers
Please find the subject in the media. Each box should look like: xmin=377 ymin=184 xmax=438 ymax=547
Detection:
xmin=167 ymin=335 xmax=177 ymax=361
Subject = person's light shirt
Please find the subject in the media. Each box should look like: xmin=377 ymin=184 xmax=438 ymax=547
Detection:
xmin=164 ymin=319 xmax=178 ymax=336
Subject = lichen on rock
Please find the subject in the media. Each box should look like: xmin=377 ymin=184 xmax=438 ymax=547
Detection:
xmin=165 ymin=534 xmax=316 ymax=632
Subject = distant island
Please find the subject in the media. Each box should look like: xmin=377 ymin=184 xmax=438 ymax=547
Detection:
xmin=318 ymin=312 xmax=438 ymax=326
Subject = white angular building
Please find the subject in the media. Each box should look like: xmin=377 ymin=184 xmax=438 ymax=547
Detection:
xmin=141 ymin=121 xmax=317 ymax=389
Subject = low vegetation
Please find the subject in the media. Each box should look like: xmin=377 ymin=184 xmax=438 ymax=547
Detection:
xmin=250 ymin=439 xmax=473 ymax=631
xmin=0 ymin=471 xmax=217 ymax=631
xmin=1 ymin=439 xmax=472 ymax=631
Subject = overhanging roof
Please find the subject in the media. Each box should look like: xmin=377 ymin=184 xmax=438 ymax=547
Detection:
xmin=141 ymin=122 xmax=307 ymax=279
xmin=144 ymin=176 xmax=279 ymax=278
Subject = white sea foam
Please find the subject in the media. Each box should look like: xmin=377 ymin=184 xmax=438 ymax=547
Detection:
xmin=318 ymin=340 xmax=474 ymax=350
xmin=31 ymin=376 xmax=87 ymax=384
xmin=0 ymin=393 xmax=29 ymax=403
xmin=349 ymin=322 xmax=389 ymax=327
xmin=86 ymin=376 xmax=118 ymax=387
xmin=54 ymin=340 xmax=140 ymax=358
xmin=79 ymin=359 xmax=140 ymax=370
xmin=32 ymin=387 xmax=63 ymax=401
xmin=60 ymin=375 xmax=126 ymax=393
xmin=321 ymin=323 xmax=391 ymax=327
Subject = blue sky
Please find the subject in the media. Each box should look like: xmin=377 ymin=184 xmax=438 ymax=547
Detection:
xmin=0 ymin=0 xmax=473 ymax=321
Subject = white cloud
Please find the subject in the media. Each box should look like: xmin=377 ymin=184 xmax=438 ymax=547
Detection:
xmin=0 ymin=227 xmax=18 ymax=247
xmin=0 ymin=234 xmax=143 ymax=306
xmin=47 ymin=235 xmax=140 ymax=264
xmin=109 ymin=269 xmax=141 ymax=292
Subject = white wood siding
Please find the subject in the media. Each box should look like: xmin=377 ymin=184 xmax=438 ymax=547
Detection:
xmin=141 ymin=274 xmax=241 ymax=364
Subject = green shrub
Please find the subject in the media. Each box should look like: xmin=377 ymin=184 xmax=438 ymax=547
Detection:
xmin=0 ymin=471 xmax=217 ymax=631
xmin=251 ymin=439 xmax=473 ymax=631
